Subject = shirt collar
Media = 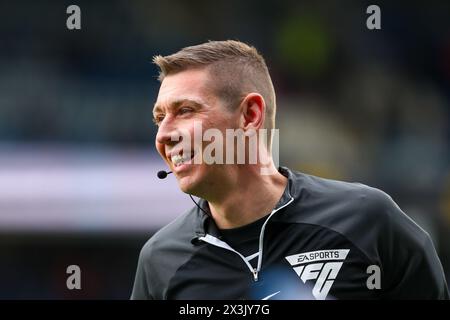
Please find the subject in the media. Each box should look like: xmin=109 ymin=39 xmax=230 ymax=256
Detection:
xmin=191 ymin=166 xmax=296 ymax=244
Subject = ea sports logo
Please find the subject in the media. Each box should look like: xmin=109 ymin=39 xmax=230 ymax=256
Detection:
xmin=285 ymin=249 xmax=350 ymax=300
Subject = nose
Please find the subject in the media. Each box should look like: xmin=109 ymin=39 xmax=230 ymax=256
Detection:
xmin=155 ymin=116 xmax=183 ymax=146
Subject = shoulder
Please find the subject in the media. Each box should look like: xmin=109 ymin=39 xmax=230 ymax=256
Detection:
xmin=287 ymin=170 xmax=430 ymax=259
xmin=134 ymin=206 xmax=202 ymax=299
xmin=291 ymin=170 xmax=396 ymax=220
xmin=131 ymin=207 xmax=200 ymax=300
xmin=300 ymin=171 xmax=425 ymax=233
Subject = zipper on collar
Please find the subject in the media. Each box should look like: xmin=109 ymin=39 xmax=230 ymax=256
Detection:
xmin=198 ymin=196 xmax=294 ymax=282
xmin=252 ymin=268 xmax=258 ymax=281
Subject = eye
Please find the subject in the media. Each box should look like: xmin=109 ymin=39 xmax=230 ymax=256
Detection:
xmin=153 ymin=114 xmax=165 ymax=126
xmin=178 ymin=107 xmax=193 ymax=115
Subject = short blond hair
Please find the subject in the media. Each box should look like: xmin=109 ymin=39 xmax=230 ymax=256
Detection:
xmin=153 ymin=40 xmax=276 ymax=131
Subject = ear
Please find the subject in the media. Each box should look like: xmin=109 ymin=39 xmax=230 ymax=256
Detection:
xmin=239 ymin=93 xmax=265 ymax=132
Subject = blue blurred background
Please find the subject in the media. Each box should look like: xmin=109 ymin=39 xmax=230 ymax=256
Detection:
xmin=0 ymin=0 xmax=449 ymax=298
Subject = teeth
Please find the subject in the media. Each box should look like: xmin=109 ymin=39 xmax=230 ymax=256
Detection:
xmin=171 ymin=153 xmax=193 ymax=166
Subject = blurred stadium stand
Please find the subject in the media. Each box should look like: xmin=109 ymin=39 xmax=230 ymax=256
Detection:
xmin=0 ymin=0 xmax=449 ymax=298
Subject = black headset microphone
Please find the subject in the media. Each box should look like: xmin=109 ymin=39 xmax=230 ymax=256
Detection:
xmin=157 ymin=170 xmax=172 ymax=179
xmin=157 ymin=170 xmax=209 ymax=216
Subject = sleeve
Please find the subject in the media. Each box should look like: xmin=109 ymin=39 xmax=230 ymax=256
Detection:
xmin=130 ymin=247 xmax=154 ymax=300
xmin=374 ymin=191 xmax=449 ymax=299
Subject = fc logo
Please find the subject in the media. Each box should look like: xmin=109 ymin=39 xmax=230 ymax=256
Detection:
xmin=285 ymin=249 xmax=350 ymax=300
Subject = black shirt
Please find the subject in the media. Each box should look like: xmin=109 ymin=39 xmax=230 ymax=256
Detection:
xmin=219 ymin=214 xmax=268 ymax=269
xmin=131 ymin=167 xmax=449 ymax=300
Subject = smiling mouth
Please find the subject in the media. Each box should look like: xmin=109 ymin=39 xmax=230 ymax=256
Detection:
xmin=170 ymin=150 xmax=195 ymax=167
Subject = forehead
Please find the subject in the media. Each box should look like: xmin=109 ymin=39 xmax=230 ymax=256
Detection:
xmin=153 ymin=68 xmax=214 ymax=112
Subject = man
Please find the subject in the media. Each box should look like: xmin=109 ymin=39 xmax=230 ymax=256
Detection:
xmin=131 ymin=40 xmax=449 ymax=299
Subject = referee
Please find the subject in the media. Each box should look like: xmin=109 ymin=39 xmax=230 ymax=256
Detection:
xmin=131 ymin=40 xmax=449 ymax=300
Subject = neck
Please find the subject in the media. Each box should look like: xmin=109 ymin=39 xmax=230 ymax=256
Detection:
xmin=206 ymin=163 xmax=287 ymax=229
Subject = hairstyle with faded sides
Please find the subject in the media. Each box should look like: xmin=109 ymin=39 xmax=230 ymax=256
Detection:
xmin=153 ymin=40 xmax=277 ymax=133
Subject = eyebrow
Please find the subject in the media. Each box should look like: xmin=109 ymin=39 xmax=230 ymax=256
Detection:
xmin=153 ymin=98 xmax=205 ymax=115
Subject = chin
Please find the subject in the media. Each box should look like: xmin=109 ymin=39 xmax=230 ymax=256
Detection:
xmin=177 ymin=170 xmax=209 ymax=197
xmin=177 ymin=175 xmax=199 ymax=195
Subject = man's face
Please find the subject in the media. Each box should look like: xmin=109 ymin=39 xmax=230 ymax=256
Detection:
xmin=153 ymin=68 xmax=239 ymax=195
